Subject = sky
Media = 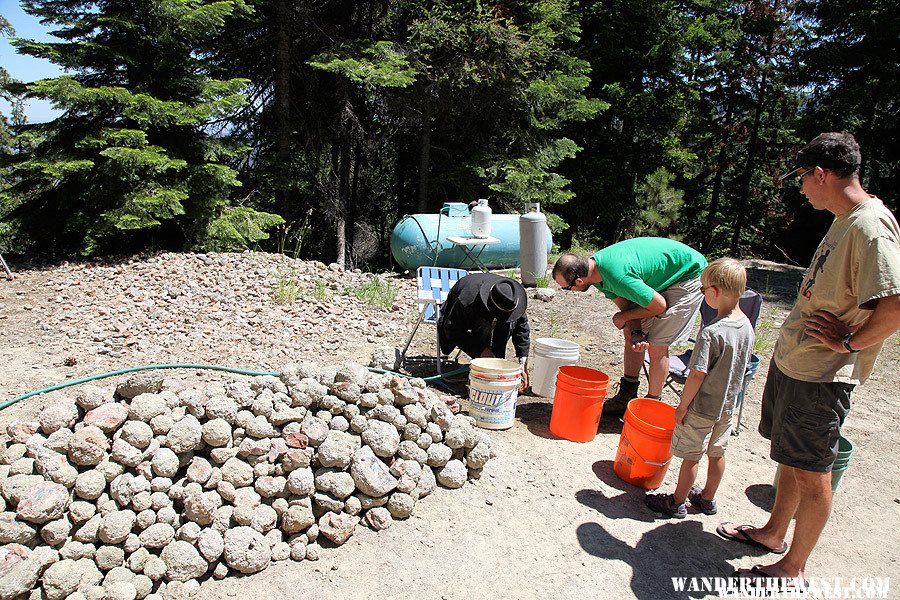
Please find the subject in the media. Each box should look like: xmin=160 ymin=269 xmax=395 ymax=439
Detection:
xmin=1 ymin=0 xmax=65 ymax=123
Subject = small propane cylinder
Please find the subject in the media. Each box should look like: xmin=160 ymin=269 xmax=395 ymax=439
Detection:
xmin=519 ymin=202 xmax=548 ymax=287
xmin=471 ymin=198 xmax=492 ymax=238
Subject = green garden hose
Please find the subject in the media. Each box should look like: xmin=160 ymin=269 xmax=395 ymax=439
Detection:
xmin=1 ymin=363 xmax=469 ymax=411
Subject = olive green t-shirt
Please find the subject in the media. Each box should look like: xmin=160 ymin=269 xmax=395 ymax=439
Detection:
xmin=591 ymin=237 xmax=707 ymax=307
xmin=774 ymin=197 xmax=900 ymax=384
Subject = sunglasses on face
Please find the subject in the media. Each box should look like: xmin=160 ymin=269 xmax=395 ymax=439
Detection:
xmin=796 ymin=167 xmax=815 ymax=181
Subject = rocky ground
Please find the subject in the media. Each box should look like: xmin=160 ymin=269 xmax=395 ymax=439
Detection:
xmin=1 ymin=252 xmax=898 ymax=599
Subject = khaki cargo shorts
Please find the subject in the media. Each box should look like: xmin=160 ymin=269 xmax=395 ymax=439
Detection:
xmin=671 ymin=410 xmax=734 ymax=461
xmin=642 ymin=277 xmax=703 ymax=347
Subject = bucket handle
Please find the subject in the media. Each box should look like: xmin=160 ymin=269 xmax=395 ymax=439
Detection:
xmin=622 ymin=434 xmax=673 ymax=467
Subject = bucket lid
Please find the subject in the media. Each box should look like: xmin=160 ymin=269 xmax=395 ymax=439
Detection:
xmin=470 ymin=358 xmax=522 ymax=374
xmin=535 ymin=338 xmax=579 ymax=351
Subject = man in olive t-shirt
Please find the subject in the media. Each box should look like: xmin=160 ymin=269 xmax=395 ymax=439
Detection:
xmin=552 ymin=237 xmax=707 ymax=416
xmin=718 ymin=133 xmax=900 ymax=584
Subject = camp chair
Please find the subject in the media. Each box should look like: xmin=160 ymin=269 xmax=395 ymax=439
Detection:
xmin=399 ymin=266 xmax=468 ymax=374
xmin=0 ymin=253 xmax=12 ymax=280
xmin=643 ymin=289 xmax=763 ymax=412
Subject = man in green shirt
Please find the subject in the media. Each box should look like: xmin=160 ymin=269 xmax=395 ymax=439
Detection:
xmin=552 ymin=237 xmax=707 ymax=416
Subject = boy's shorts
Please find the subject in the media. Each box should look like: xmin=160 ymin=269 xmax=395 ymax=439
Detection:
xmin=759 ymin=361 xmax=852 ymax=472
xmin=671 ymin=410 xmax=733 ymax=461
xmin=643 ymin=277 xmax=703 ymax=347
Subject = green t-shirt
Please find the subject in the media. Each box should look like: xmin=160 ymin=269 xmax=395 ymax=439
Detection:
xmin=592 ymin=237 xmax=707 ymax=307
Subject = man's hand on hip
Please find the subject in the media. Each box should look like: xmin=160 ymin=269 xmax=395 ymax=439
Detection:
xmin=805 ymin=310 xmax=853 ymax=352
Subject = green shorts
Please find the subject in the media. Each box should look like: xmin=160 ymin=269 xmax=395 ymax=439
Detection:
xmin=759 ymin=361 xmax=853 ymax=472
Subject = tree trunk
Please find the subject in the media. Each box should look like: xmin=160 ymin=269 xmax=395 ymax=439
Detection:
xmin=336 ymin=111 xmax=353 ymax=267
xmin=703 ymin=101 xmax=734 ymax=251
xmin=417 ymin=90 xmax=432 ymax=213
xmin=274 ymin=0 xmax=292 ymax=219
xmin=331 ymin=141 xmax=346 ymax=267
xmin=730 ymin=0 xmax=778 ymax=255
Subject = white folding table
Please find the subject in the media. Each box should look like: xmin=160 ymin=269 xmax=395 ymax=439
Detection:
xmin=445 ymin=235 xmax=500 ymax=272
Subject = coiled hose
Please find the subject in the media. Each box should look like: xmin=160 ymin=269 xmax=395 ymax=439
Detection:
xmin=1 ymin=363 xmax=469 ymax=411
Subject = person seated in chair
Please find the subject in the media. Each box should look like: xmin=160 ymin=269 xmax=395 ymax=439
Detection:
xmin=437 ymin=273 xmax=530 ymax=388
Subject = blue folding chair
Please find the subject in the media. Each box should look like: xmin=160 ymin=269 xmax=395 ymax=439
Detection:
xmin=400 ymin=267 xmax=469 ymax=374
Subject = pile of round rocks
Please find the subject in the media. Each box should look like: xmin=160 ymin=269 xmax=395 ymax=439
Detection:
xmin=0 ymin=362 xmax=495 ymax=600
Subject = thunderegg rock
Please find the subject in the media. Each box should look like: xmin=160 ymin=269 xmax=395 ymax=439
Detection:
xmin=0 ymin=355 xmax=497 ymax=599
xmin=223 ymin=527 xmax=270 ymax=574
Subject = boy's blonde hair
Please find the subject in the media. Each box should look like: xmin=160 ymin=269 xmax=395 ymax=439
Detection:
xmin=702 ymin=257 xmax=747 ymax=296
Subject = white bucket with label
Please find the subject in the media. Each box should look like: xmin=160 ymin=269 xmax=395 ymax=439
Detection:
xmin=468 ymin=358 xmax=522 ymax=430
xmin=531 ymin=337 xmax=580 ymax=399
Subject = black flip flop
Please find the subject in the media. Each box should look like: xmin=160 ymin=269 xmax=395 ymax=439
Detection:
xmin=716 ymin=522 xmax=788 ymax=555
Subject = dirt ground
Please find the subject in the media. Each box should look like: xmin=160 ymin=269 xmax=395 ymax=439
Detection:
xmin=0 ymin=255 xmax=898 ymax=599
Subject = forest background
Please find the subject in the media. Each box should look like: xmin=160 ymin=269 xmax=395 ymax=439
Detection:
xmin=1 ymin=0 xmax=897 ymax=268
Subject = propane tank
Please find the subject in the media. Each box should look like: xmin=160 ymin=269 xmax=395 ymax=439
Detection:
xmin=470 ymin=198 xmax=492 ymax=238
xmin=519 ymin=202 xmax=548 ymax=287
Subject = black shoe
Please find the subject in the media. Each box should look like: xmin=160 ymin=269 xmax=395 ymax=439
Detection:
xmin=603 ymin=377 xmax=640 ymax=417
xmin=645 ymin=493 xmax=688 ymax=519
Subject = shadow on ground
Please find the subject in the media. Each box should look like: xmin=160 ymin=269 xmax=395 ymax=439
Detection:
xmin=577 ymin=463 xmax=777 ymax=599
xmin=745 ymin=483 xmax=776 ymax=512
xmin=577 ymin=459 xmax=656 ymax=523
xmin=745 ymin=262 xmax=804 ymax=302
xmin=516 ymin=398 xmax=625 ymax=440
xmin=577 ymin=520 xmax=754 ymax=600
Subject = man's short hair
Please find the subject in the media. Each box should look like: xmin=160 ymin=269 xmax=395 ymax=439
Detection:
xmin=795 ymin=132 xmax=861 ymax=179
xmin=702 ymin=257 xmax=747 ymax=297
xmin=552 ymin=253 xmax=590 ymax=285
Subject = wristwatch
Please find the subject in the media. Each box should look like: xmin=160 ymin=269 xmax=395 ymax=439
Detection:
xmin=841 ymin=333 xmax=859 ymax=353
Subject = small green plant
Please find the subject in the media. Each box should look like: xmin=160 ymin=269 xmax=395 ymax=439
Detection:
xmin=533 ymin=272 xmax=551 ymax=288
xmin=273 ymin=271 xmax=302 ymax=304
xmin=567 ymin=237 xmax=599 ymax=257
xmin=548 ymin=309 xmax=560 ymax=338
xmin=753 ymin=315 xmax=776 ymax=355
xmin=499 ymin=269 xmax=518 ymax=280
xmin=347 ymin=276 xmax=398 ymax=309
xmin=307 ymin=278 xmax=328 ymax=301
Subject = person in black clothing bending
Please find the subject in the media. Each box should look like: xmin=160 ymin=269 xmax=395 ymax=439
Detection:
xmin=437 ymin=273 xmax=531 ymax=388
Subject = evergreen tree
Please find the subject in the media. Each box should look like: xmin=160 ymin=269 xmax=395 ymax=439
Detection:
xmin=0 ymin=16 xmax=27 ymax=251
xmin=795 ymin=0 xmax=899 ymax=204
xmin=562 ymin=0 xmax=694 ymax=246
xmin=3 ymin=0 xmax=281 ymax=255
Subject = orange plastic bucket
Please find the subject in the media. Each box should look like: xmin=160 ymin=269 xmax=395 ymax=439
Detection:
xmin=556 ymin=366 xmax=610 ymax=389
xmin=549 ymin=367 xmax=609 ymax=442
xmin=613 ymin=398 xmax=676 ymax=489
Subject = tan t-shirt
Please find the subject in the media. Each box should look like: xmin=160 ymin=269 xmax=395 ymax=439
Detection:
xmin=774 ymin=197 xmax=900 ymax=384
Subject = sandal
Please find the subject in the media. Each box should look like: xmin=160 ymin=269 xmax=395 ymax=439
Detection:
xmin=716 ymin=522 xmax=788 ymax=554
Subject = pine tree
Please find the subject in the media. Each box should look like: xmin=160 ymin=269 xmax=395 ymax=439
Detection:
xmin=3 ymin=0 xmax=282 ymax=254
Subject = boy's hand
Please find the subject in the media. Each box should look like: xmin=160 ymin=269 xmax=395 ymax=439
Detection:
xmin=674 ymin=403 xmax=688 ymax=425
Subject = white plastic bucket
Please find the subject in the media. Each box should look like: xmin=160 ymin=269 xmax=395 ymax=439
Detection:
xmin=468 ymin=358 xmax=522 ymax=430
xmin=531 ymin=337 xmax=580 ymax=399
